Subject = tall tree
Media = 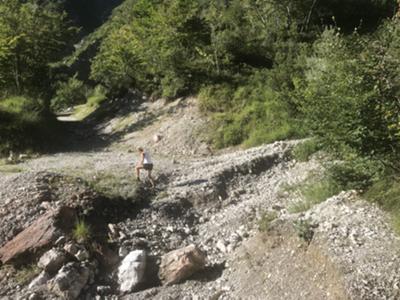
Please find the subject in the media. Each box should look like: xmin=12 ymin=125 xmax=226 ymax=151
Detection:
xmin=0 ymin=0 xmax=75 ymax=98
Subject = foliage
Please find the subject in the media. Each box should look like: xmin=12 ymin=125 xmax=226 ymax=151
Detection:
xmin=200 ymin=70 xmax=303 ymax=148
xmin=73 ymin=219 xmax=91 ymax=243
xmin=293 ymin=219 xmax=315 ymax=244
xmin=15 ymin=264 xmax=40 ymax=285
xmin=258 ymin=211 xmax=278 ymax=232
xmin=288 ymin=176 xmax=340 ymax=213
xmin=51 ymin=75 xmax=87 ymax=111
xmin=297 ymin=21 xmax=400 ymax=169
xmin=0 ymin=96 xmax=60 ymax=154
xmin=0 ymin=0 xmax=76 ymax=97
xmin=292 ymin=139 xmax=322 ymax=162
xmin=365 ymin=175 xmax=400 ymax=233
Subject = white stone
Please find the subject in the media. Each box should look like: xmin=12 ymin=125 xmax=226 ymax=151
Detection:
xmin=118 ymin=250 xmax=146 ymax=293
xmin=38 ymin=249 xmax=67 ymax=274
xmin=75 ymin=249 xmax=89 ymax=261
xmin=28 ymin=271 xmax=51 ymax=289
xmin=48 ymin=262 xmax=90 ymax=300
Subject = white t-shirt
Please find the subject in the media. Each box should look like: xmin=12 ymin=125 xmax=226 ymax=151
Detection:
xmin=143 ymin=152 xmax=152 ymax=164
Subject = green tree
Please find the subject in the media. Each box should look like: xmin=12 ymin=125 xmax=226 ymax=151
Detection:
xmin=0 ymin=0 xmax=75 ymax=97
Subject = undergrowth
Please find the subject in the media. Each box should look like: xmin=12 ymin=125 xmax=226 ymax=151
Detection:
xmin=365 ymin=177 xmax=400 ymax=234
xmin=0 ymin=96 xmax=61 ymax=155
xmin=73 ymin=219 xmax=91 ymax=243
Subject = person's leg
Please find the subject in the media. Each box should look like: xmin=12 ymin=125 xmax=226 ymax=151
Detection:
xmin=147 ymin=169 xmax=155 ymax=187
xmin=136 ymin=165 xmax=143 ymax=180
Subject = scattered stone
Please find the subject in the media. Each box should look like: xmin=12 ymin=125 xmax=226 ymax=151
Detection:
xmin=48 ymin=262 xmax=89 ymax=300
xmin=159 ymin=244 xmax=206 ymax=286
xmin=118 ymin=250 xmax=147 ymax=293
xmin=75 ymin=249 xmax=89 ymax=262
xmin=55 ymin=236 xmax=66 ymax=246
xmin=64 ymin=242 xmax=78 ymax=256
xmin=38 ymin=249 xmax=67 ymax=274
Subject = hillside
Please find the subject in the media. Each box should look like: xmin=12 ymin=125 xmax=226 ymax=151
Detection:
xmin=1 ymin=1 xmax=400 ymax=299
xmin=0 ymin=97 xmax=399 ymax=299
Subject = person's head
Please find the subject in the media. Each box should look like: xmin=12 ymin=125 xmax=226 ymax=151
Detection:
xmin=137 ymin=147 xmax=144 ymax=153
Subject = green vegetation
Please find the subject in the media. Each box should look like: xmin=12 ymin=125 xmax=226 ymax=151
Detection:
xmin=293 ymin=219 xmax=315 ymax=244
xmin=292 ymin=139 xmax=322 ymax=162
xmin=288 ymin=177 xmax=340 ymax=213
xmin=1 ymin=0 xmax=400 ymax=231
xmin=0 ymin=96 xmax=60 ymax=154
xmin=73 ymin=219 xmax=91 ymax=243
xmin=72 ymin=85 xmax=107 ymax=120
xmin=366 ymin=177 xmax=400 ymax=233
xmin=86 ymin=171 xmax=139 ymax=199
xmin=15 ymin=264 xmax=40 ymax=285
xmin=258 ymin=211 xmax=278 ymax=232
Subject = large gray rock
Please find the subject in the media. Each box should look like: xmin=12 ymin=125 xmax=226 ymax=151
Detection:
xmin=48 ymin=262 xmax=89 ymax=300
xmin=159 ymin=244 xmax=206 ymax=285
xmin=28 ymin=271 xmax=51 ymax=290
xmin=38 ymin=249 xmax=67 ymax=274
xmin=118 ymin=250 xmax=146 ymax=293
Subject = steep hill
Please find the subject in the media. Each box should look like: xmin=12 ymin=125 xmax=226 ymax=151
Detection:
xmin=0 ymin=97 xmax=399 ymax=299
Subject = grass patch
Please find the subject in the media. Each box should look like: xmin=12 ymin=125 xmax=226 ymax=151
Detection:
xmin=258 ymin=211 xmax=278 ymax=232
xmin=15 ymin=264 xmax=40 ymax=285
xmin=86 ymin=171 xmax=139 ymax=199
xmin=73 ymin=220 xmax=91 ymax=243
xmin=365 ymin=177 xmax=400 ymax=233
xmin=0 ymin=164 xmax=24 ymax=173
xmin=287 ymin=177 xmax=341 ymax=213
xmin=292 ymin=139 xmax=322 ymax=162
xmin=72 ymin=85 xmax=107 ymax=120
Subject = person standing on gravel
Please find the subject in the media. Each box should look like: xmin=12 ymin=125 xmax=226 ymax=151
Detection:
xmin=135 ymin=147 xmax=155 ymax=187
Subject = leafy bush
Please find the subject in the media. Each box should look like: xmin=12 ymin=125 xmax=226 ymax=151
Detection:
xmin=87 ymin=85 xmax=107 ymax=108
xmin=51 ymin=75 xmax=87 ymax=111
xmin=293 ymin=219 xmax=315 ymax=244
xmin=0 ymin=96 xmax=60 ymax=155
xmin=365 ymin=176 xmax=400 ymax=233
xmin=298 ymin=22 xmax=400 ymax=168
xmin=327 ymin=156 xmax=383 ymax=191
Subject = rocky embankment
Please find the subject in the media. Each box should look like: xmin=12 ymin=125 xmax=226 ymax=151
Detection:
xmin=1 ymin=140 xmax=399 ymax=299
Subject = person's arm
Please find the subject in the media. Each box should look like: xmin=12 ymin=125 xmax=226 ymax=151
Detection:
xmin=140 ymin=152 xmax=145 ymax=165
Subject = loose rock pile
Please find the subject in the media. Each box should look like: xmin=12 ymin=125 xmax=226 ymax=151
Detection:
xmin=1 ymin=141 xmax=400 ymax=299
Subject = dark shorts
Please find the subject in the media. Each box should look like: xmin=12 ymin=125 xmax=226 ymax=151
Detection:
xmin=143 ymin=163 xmax=153 ymax=171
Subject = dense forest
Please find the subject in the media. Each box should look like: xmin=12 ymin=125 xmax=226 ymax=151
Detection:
xmin=0 ymin=0 xmax=400 ymax=217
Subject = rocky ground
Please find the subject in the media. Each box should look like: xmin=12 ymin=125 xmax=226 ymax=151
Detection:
xmin=0 ymin=97 xmax=399 ymax=300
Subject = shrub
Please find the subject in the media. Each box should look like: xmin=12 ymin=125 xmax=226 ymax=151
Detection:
xmin=15 ymin=264 xmax=40 ymax=285
xmin=51 ymin=75 xmax=88 ymax=111
xmin=87 ymin=85 xmax=107 ymax=108
xmin=365 ymin=176 xmax=400 ymax=233
xmin=326 ymin=156 xmax=383 ymax=191
xmin=73 ymin=220 xmax=91 ymax=243
xmin=0 ymin=96 xmax=60 ymax=155
xmin=293 ymin=219 xmax=315 ymax=244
